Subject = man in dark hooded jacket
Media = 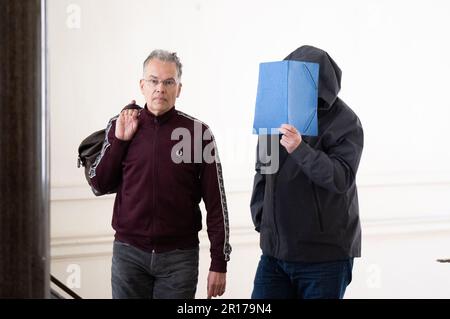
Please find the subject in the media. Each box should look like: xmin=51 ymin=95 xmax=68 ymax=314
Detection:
xmin=250 ymin=45 xmax=364 ymax=299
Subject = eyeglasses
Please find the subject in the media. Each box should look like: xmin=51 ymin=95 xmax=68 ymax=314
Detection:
xmin=143 ymin=77 xmax=179 ymax=88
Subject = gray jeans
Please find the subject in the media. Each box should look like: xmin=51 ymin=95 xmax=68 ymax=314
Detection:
xmin=111 ymin=240 xmax=199 ymax=299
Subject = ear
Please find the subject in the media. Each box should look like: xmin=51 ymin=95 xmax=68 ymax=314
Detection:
xmin=139 ymin=79 xmax=145 ymax=94
xmin=176 ymin=83 xmax=182 ymax=98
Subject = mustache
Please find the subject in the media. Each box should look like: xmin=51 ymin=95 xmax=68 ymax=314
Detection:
xmin=152 ymin=96 xmax=167 ymax=101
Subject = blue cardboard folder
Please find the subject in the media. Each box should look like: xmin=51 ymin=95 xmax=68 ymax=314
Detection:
xmin=253 ymin=60 xmax=319 ymax=136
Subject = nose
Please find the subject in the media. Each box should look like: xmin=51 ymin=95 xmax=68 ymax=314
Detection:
xmin=155 ymin=81 xmax=165 ymax=92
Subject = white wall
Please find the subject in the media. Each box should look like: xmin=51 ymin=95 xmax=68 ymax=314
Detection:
xmin=48 ymin=0 xmax=450 ymax=298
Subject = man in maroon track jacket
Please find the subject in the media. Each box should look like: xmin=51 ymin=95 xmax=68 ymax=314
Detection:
xmin=90 ymin=50 xmax=231 ymax=299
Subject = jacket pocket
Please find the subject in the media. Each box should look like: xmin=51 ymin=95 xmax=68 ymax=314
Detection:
xmin=312 ymin=186 xmax=324 ymax=233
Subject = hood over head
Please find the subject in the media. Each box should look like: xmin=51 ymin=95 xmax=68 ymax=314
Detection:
xmin=284 ymin=45 xmax=341 ymax=110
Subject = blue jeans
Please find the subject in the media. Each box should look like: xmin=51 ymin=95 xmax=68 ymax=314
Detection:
xmin=111 ymin=240 xmax=199 ymax=299
xmin=251 ymin=255 xmax=353 ymax=299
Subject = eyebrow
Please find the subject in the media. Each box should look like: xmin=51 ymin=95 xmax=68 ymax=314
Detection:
xmin=148 ymin=75 xmax=176 ymax=81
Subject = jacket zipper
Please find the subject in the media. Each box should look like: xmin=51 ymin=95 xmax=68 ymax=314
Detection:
xmin=152 ymin=120 xmax=159 ymax=246
xmin=150 ymin=249 xmax=155 ymax=270
xmin=312 ymin=186 xmax=324 ymax=232
xmin=273 ymin=175 xmax=280 ymax=255
xmin=272 ymin=142 xmax=288 ymax=256
xmin=152 ymin=121 xmax=158 ymax=212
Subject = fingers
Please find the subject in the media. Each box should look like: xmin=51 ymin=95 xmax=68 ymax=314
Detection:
xmin=219 ymin=282 xmax=226 ymax=296
xmin=279 ymin=128 xmax=296 ymax=138
xmin=207 ymin=281 xmax=215 ymax=298
xmin=279 ymin=124 xmax=299 ymax=138
xmin=280 ymin=124 xmax=298 ymax=133
xmin=120 ymin=109 xmax=139 ymax=118
xmin=280 ymin=137 xmax=295 ymax=147
xmin=213 ymin=282 xmax=225 ymax=297
xmin=280 ymin=134 xmax=293 ymax=145
xmin=208 ymin=283 xmax=225 ymax=298
xmin=280 ymin=128 xmax=302 ymax=154
xmin=207 ymin=272 xmax=226 ymax=299
xmin=207 ymin=283 xmax=213 ymax=299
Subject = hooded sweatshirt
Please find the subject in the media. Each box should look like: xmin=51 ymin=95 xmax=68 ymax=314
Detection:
xmin=250 ymin=45 xmax=364 ymax=262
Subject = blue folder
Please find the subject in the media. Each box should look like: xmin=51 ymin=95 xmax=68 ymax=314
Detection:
xmin=253 ymin=60 xmax=319 ymax=136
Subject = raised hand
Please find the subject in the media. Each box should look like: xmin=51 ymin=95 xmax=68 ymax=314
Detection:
xmin=115 ymin=108 xmax=139 ymax=141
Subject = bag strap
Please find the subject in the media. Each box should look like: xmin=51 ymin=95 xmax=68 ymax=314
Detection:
xmin=121 ymin=102 xmax=143 ymax=113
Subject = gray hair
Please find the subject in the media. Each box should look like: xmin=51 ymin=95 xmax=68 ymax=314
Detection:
xmin=143 ymin=49 xmax=182 ymax=80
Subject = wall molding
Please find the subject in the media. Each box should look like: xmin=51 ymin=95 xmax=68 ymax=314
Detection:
xmin=362 ymin=215 xmax=450 ymax=236
xmin=51 ymin=226 xmax=259 ymax=260
xmin=51 ymin=185 xmax=114 ymax=202
xmin=51 ymin=171 xmax=450 ymax=202
xmin=51 ymin=216 xmax=450 ymax=260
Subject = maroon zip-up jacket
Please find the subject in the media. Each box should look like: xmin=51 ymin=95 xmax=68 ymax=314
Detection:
xmin=90 ymin=105 xmax=231 ymax=272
